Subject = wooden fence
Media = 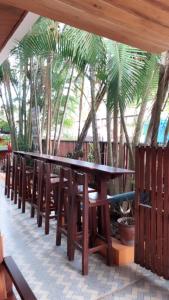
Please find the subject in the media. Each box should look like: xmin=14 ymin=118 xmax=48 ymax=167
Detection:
xmin=135 ymin=146 xmax=169 ymax=279
xmin=57 ymin=140 xmax=130 ymax=168
xmin=42 ymin=140 xmax=132 ymax=192
xmin=58 ymin=141 xmax=131 ymax=192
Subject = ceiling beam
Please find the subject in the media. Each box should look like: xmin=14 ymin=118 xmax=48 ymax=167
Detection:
xmin=0 ymin=0 xmax=169 ymax=53
xmin=0 ymin=12 xmax=39 ymax=64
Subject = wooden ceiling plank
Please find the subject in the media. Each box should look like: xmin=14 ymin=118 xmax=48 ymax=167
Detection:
xmin=0 ymin=4 xmax=27 ymax=51
xmin=60 ymin=0 xmax=169 ymax=47
xmin=0 ymin=0 xmax=167 ymax=52
xmin=104 ymin=0 xmax=169 ymax=27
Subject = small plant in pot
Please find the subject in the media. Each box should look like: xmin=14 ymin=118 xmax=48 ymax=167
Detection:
xmin=117 ymin=201 xmax=135 ymax=246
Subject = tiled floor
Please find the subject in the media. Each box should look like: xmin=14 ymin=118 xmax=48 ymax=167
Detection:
xmin=0 ymin=177 xmax=169 ymax=300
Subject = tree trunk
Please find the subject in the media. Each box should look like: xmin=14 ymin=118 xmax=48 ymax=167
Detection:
xmin=2 ymin=60 xmax=18 ymax=150
xmin=119 ymin=121 xmax=124 ymax=168
xmin=22 ymin=63 xmax=27 ymax=142
xmin=52 ymin=69 xmax=69 ymax=155
xmin=113 ymin=100 xmax=118 ymax=167
xmin=55 ymin=66 xmax=74 ymax=154
xmin=133 ymin=66 xmax=156 ymax=146
xmin=106 ymin=106 xmax=113 ymax=166
xmin=74 ymin=83 xmax=106 ymax=155
xmin=146 ymin=51 xmax=169 ymax=146
xmin=90 ymin=66 xmax=101 ymax=164
xmin=45 ymin=55 xmax=52 ymax=154
xmin=52 ymin=96 xmax=62 ymax=155
xmin=120 ymin=105 xmax=134 ymax=169
xmin=164 ymin=117 xmax=169 ymax=144
xmin=78 ymin=75 xmax=84 ymax=138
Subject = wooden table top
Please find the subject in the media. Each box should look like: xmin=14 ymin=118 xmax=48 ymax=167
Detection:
xmin=14 ymin=151 xmax=134 ymax=178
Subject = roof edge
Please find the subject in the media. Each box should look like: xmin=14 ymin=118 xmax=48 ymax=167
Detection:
xmin=0 ymin=12 xmax=39 ymax=65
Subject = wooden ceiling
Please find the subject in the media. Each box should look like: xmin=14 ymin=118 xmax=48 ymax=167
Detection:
xmin=0 ymin=0 xmax=169 ymax=53
xmin=0 ymin=4 xmax=27 ymax=51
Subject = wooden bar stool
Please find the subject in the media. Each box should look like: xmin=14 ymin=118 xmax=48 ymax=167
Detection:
xmin=4 ymin=153 xmax=12 ymax=198
xmin=13 ymin=154 xmax=21 ymax=205
xmin=30 ymin=159 xmax=39 ymax=218
xmin=11 ymin=154 xmax=18 ymax=201
xmin=69 ymin=170 xmax=112 ymax=275
xmin=37 ymin=161 xmax=60 ymax=234
xmin=18 ymin=157 xmax=33 ymax=213
xmin=31 ymin=160 xmax=59 ymax=219
xmin=56 ymin=167 xmax=72 ymax=256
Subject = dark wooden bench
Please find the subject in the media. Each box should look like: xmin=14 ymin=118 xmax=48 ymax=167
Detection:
xmin=2 ymin=256 xmax=37 ymax=300
xmin=107 ymin=191 xmax=135 ymax=204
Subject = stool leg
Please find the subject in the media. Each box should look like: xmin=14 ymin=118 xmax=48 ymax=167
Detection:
xmin=14 ymin=166 xmax=18 ymax=204
xmin=11 ymin=163 xmax=15 ymax=201
xmin=31 ymin=169 xmax=36 ymax=218
xmin=45 ymin=185 xmax=50 ymax=235
xmin=7 ymin=162 xmax=10 ymax=198
xmin=37 ymin=192 xmax=42 ymax=227
xmin=82 ymin=198 xmax=89 ymax=275
xmin=104 ymin=203 xmax=112 ymax=266
xmin=4 ymin=157 xmax=8 ymax=196
xmin=90 ymin=207 xmax=97 ymax=247
xmin=21 ymin=173 xmax=26 ymax=213
xmin=14 ymin=175 xmax=18 ymax=204
xmin=68 ymin=196 xmax=77 ymax=262
xmin=37 ymin=165 xmax=43 ymax=227
xmin=18 ymin=164 xmax=22 ymax=209
xmin=11 ymin=158 xmax=15 ymax=201
xmin=56 ymin=190 xmax=63 ymax=246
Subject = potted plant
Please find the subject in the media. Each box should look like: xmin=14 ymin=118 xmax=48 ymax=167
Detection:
xmin=115 ymin=195 xmax=135 ymax=245
xmin=117 ymin=216 xmax=135 ymax=246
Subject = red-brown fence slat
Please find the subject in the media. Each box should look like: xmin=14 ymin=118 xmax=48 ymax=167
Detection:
xmin=134 ymin=146 xmax=141 ymax=264
xmin=150 ymin=147 xmax=157 ymax=273
xmin=138 ymin=146 xmax=146 ymax=267
xmin=144 ymin=146 xmax=151 ymax=269
xmin=156 ymin=147 xmax=163 ymax=276
xmin=163 ymin=147 xmax=169 ymax=278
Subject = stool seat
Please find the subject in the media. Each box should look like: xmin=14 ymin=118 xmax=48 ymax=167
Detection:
xmin=50 ymin=173 xmax=58 ymax=178
xmin=26 ymin=169 xmax=33 ymax=175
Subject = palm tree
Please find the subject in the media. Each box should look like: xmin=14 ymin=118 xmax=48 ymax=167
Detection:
xmin=105 ymin=41 xmax=146 ymax=168
xmin=145 ymin=51 xmax=169 ymax=145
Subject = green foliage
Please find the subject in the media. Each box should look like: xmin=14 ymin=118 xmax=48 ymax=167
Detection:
xmin=60 ymin=26 xmax=106 ymax=74
xmin=0 ymin=119 xmax=10 ymax=132
xmin=135 ymin=53 xmax=159 ymax=105
xmin=105 ymin=40 xmax=147 ymax=111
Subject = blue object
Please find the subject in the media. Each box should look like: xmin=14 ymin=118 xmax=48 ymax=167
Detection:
xmin=107 ymin=191 xmax=135 ymax=203
xmin=142 ymin=119 xmax=168 ymax=144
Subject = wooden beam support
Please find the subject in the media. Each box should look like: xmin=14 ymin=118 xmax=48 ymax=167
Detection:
xmin=0 ymin=0 xmax=169 ymax=52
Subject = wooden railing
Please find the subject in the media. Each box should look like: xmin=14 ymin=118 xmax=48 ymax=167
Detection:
xmin=135 ymin=146 xmax=169 ymax=279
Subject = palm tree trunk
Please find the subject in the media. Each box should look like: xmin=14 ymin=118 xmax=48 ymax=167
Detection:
xmin=164 ymin=116 xmax=169 ymax=144
xmin=113 ymin=100 xmax=118 ymax=167
xmin=78 ymin=75 xmax=84 ymax=138
xmin=52 ymin=69 xmax=69 ymax=155
xmin=106 ymin=106 xmax=113 ymax=166
xmin=120 ymin=105 xmax=134 ymax=169
xmin=133 ymin=66 xmax=156 ymax=146
xmin=52 ymin=96 xmax=62 ymax=155
xmin=90 ymin=66 xmax=101 ymax=164
xmin=146 ymin=51 xmax=169 ymax=145
xmin=45 ymin=55 xmax=52 ymax=154
xmin=2 ymin=60 xmax=18 ymax=149
xmin=74 ymin=83 xmax=106 ymax=155
xmin=55 ymin=66 xmax=74 ymax=154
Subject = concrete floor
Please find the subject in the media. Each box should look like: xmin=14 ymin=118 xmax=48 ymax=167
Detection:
xmin=0 ymin=175 xmax=169 ymax=300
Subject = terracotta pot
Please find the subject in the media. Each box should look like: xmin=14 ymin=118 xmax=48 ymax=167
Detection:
xmin=117 ymin=217 xmax=135 ymax=246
